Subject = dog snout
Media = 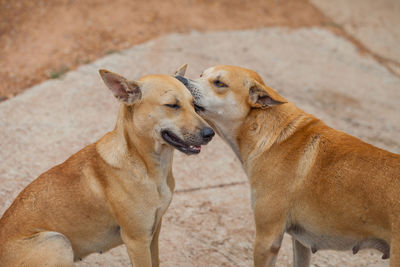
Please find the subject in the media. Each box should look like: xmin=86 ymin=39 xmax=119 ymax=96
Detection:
xmin=201 ymin=127 xmax=215 ymax=142
xmin=175 ymin=75 xmax=189 ymax=86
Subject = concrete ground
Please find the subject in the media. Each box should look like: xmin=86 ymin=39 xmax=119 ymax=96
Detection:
xmin=1 ymin=2 xmax=400 ymax=267
xmin=311 ymin=0 xmax=400 ymax=72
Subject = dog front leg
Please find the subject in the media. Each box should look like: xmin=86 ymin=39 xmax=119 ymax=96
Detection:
xmin=150 ymin=219 xmax=162 ymax=267
xmin=292 ymin=238 xmax=311 ymax=267
xmin=253 ymin=203 xmax=286 ymax=267
xmin=121 ymin=230 xmax=152 ymax=267
xmin=254 ymin=228 xmax=284 ymax=267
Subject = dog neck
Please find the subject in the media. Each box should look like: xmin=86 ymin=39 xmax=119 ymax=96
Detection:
xmin=96 ymin=105 xmax=173 ymax=180
xmin=205 ymin=118 xmax=243 ymax=161
xmin=236 ymin=103 xmax=318 ymax=173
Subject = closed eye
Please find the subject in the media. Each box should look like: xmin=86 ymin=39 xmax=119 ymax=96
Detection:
xmin=165 ymin=103 xmax=180 ymax=109
xmin=193 ymin=102 xmax=205 ymax=112
xmin=213 ymin=80 xmax=227 ymax=88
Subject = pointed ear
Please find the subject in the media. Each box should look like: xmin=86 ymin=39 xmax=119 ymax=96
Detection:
xmin=174 ymin=64 xmax=188 ymax=76
xmin=99 ymin=69 xmax=142 ymax=105
xmin=248 ymin=81 xmax=287 ymax=109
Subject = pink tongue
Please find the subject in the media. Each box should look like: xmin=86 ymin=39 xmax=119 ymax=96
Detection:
xmin=192 ymin=145 xmax=201 ymax=151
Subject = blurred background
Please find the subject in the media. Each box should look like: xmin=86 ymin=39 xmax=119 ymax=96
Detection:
xmin=2 ymin=0 xmax=399 ymax=101
xmin=0 ymin=0 xmax=399 ymax=266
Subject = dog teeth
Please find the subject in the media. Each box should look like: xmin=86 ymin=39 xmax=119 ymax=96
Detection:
xmin=190 ymin=145 xmax=201 ymax=151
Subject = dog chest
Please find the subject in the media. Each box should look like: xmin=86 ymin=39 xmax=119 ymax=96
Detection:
xmin=156 ymin=180 xmax=173 ymax=213
xmin=72 ymin=225 xmax=122 ymax=260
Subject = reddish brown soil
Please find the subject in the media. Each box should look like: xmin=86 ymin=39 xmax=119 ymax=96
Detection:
xmin=0 ymin=0 xmax=331 ymax=100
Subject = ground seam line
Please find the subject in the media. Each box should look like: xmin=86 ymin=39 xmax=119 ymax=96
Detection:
xmin=175 ymin=181 xmax=247 ymax=194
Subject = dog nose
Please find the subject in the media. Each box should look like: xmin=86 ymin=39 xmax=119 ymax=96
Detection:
xmin=201 ymin=127 xmax=215 ymax=141
xmin=175 ymin=75 xmax=188 ymax=86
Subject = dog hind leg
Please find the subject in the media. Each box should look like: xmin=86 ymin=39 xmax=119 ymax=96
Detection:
xmin=390 ymin=227 xmax=400 ymax=267
xmin=13 ymin=231 xmax=74 ymax=267
xmin=121 ymin=229 xmax=152 ymax=267
xmin=292 ymin=238 xmax=311 ymax=267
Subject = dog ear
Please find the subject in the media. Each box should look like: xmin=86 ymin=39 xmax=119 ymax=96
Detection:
xmin=99 ymin=69 xmax=142 ymax=105
xmin=248 ymin=81 xmax=286 ymax=109
xmin=174 ymin=64 xmax=188 ymax=76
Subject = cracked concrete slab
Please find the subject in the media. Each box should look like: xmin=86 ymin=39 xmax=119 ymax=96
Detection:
xmin=311 ymin=0 xmax=400 ymax=64
xmin=1 ymin=27 xmax=399 ymax=266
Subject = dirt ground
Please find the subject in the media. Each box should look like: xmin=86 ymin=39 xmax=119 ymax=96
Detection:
xmin=0 ymin=0 xmax=335 ymax=100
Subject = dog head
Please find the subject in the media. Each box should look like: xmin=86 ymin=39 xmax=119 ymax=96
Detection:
xmin=175 ymin=65 xmax=286 ymax=142
xmin=99 ymin=69 xmax=214 ymax=155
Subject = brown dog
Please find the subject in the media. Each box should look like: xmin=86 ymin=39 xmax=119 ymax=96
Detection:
xmin=0 ymin=70 xmax=214 ymax=266
xmin=176 ymin=64 xmax=400 ymax=267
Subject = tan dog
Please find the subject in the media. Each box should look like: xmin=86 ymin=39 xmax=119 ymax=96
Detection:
xmin=175 ymin=64 xmax=400 ymax=267
xmin=0 ymin=70 xmax=214 ymax=266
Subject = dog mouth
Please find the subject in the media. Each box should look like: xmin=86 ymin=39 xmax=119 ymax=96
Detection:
xmin=194 ymin=103 xmax=205 ymax=113
xmin=161 ymin=130 xmax=201 ymax=155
